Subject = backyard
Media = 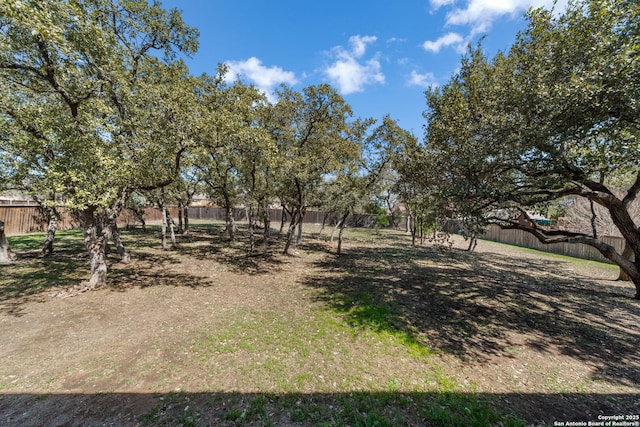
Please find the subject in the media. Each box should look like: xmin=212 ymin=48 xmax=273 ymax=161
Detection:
xmin=0 ymin=223 xmax=638 ymax=426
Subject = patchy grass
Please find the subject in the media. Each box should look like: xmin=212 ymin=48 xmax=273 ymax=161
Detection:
xmin=0 ymin=222 xmax=638 ymax=426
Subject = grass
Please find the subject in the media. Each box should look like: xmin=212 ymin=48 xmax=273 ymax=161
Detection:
xmin=3 ymin=222 xmax=637 ymax=425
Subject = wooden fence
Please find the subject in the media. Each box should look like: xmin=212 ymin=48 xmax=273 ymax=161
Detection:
xmin=0 ymin=205 xmax=627 ymax=264
xmin=0 ymin=205 xmax=377 ymax=237
xmin=481 ymin=224 xmax=625 ymax=264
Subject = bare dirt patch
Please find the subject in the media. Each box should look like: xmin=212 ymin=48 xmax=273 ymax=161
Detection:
xmin=0 ymin=226 xmax=638 ymax=425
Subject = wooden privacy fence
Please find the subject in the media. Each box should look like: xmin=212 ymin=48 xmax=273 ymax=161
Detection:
xmin=0 ymin=205 xmax=625 ymax=263
xmin=0 ymin=205 xmax=378 ymax=237
xmin=481 ymin=224 xmax=625 ymax=264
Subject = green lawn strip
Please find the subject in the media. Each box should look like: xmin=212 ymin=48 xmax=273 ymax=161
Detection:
xmin=5 ymin=226 xmax=527 ymax=425
xmin=177 ymin=296 xmax=523 ymax=426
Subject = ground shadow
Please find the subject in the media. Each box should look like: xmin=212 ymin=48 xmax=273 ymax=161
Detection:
xmin=0 ymin=224 xmax=305 ymax=315
xmin=1 ymin=391 xmax=639 ymax=426
xmin=302 ymin=243 xmax=640 ymax=389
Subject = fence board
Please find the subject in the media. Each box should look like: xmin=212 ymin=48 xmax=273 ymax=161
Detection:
xmin=0 ymin=206 xmax=378 ymax=237
xmin=481 ymin=224 xmax=624 ymax=264
xmin=2 ymin=206 xmax=622 ymax=263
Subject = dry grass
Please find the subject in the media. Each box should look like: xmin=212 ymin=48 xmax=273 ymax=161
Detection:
xmin=0 ymin=222 xmax=638 ymax=426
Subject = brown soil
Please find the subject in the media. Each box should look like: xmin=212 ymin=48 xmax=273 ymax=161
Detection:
xmin=0 ymin=226 xmax=638 ymax=426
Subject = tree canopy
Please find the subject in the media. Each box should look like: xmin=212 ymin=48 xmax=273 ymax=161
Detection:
xmin=422 ymin=0 xmax=640 ymax=297
xmin=2 ymin=0 xmax=638 ymax=300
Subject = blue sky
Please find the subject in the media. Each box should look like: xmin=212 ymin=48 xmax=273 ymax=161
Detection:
xmin=162 ymin=0 xmax=568 ymax=137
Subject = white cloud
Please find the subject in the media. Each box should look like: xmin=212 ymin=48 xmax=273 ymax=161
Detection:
xmin=408 ymin=70 xmax=437 ymax=88
xmin=422 ymin=32 xmax=465 ymax=53
xmin=445 ymin=0 xmax=570 ymax=34
xmin=324 ymin=35 xmax=385 ymax=95
xmin=224 ymin=57 xmax=299 ymax=100
xmin=429 ymin=0 xmax=456 ymax=8
xmin=422 ymin=0 xmax=570 ymax=53
xmin=349 ymin=35 xmax=377 ymax=58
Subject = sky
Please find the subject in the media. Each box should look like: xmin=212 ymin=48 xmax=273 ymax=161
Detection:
xmin=161 ymin=0 xmax=569 ymax=137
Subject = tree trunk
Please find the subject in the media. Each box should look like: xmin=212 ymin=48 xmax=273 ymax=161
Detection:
xmin=183 ymin=206 xmax=190 ymax=236
xmin=109 ymin=221 xmax=131 ymax=263
xmin=296 ymin=220 xmax=303 ymax=246
xmin=466 ymin=234 xmax=477 ymax=252
xmin=617 ymin=241 xmax=634 ymax=281
xmin=317 ymin=212 xmax=329 ymax=239
xmin=283 ymin=208 xmax=303 ymax=255
xmin=279 ymin=205 xmax=288 ymax=234
xmin=632 ymin=276 xmax=640 ymax=299
xmin=41 ymin=205 xmax=59 ymax=256
xmin=177 ymin=204 xmax=184 ymax=234
xmin=248 ymin=207 xmax=256 ymax=254
xmin=161 ymin=204 xmax=168 ymax=250
xmin=410 ymin=216 xmax=417 ymax=247
xmin=262 ymin=208 xmax=270 ymax=251
xmin=168 ymin=210 xmax=177 ymax=249
xmin=331 ymin=214 xmax=346 ymax=243
xmin=81 ymin=211 xmax=108 ymax=289
xmin=225 ymin=205 xmax=236 ymax=242
xmin=0 ymin=221 xmax=16 ymax=263
xmin=336 ymin=211 xmax=349 ymax=256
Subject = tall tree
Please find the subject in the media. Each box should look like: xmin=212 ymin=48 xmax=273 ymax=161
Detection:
xmin=0 ymin=0 xmax=198 ymax=287
xmin=326 ymin=116 xmax=410 ymax=255
xmin=423 ymin=0 xmax=640 ymax=297
xmin=272 ymin=84 xmax=359 ymax=255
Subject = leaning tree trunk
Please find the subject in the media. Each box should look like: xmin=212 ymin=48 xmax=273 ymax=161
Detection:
xmin=317 ymin=212 xmax=329 ymax=240
xmin=466 ymin=234 xmax=477 ymax=252
xmin=109 ymin=221 xmax=131 ymax=263
xmin=336 ymin=211 xmax=350 ymax=256
xmin=0 ymin=221 xmax=16 ymax=263
xmin=41 ymin=205 xmax=59 ymax=256
xmin=283 ymin=208 xmax=303 ymax=255
xmin=81 ymin=211 xmax=108 ymax=289
xmin=331 ymin=214 xmax=347 ymax=243
xmin=279 ymin=205 xmax=288 ymax=234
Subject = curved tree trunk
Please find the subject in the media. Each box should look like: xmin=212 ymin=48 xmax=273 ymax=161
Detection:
xmin=0 ymin=221 xmax=16 ymax=263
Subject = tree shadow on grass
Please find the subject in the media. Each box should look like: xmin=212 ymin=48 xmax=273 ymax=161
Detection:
xmin=0 ymin=391 xmax=638 ymax=426
xmin=302 ymin=243 xmax=640 ymax=389
xmin=0 ymin=225 xmax=292 ymax=315
xmin=0 ymin=254 xmax=87 ymax=315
